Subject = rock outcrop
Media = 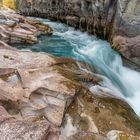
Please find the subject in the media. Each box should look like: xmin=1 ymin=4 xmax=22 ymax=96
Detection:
xmin=0 ymin=9 xmax=140 ymax=139
xmin=56 ymin=60 xmax=140 ymax=139
xmin=16 ymin=0 xmax=140 ymax=66
xmin=0 ymin=43 xmax=77 ymax=139
xmin=0 ymin=48 xmax=77 ymax=126
xmin=0 ymin=9 xmax=52 ymax=44
xmin=0 ymin=42 xmax=140 ymax=139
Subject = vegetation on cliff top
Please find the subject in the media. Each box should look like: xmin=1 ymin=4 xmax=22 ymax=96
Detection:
xmin=1 ymin=0 xmax=16 ymax=9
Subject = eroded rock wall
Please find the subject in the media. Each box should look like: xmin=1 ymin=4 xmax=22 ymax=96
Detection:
xmin=16 ymin=0 xmax=118 ymax=40
xmin=16 ymin=0 xmax=140 ymax=64
xmin=16 ymin=0 xmax=140 ymax=36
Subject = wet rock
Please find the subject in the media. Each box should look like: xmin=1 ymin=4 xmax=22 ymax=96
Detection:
xmin=63 ymin=88 xmax=140 ymax=137
xmin=66 ymin=16 xmax=79 ymax=28
xmin=113 ymin=35 xmax=140 ymax=66
xmin=53 ymin=59 xmax=140 ymax=139
xmin=26 ymin=18 xmax=53 ymax=35
xmin=60 ymin=89 xmax=140 ymax=139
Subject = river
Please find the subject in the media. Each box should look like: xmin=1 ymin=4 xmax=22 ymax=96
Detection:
xmin=15 ymin=18 xmax=140 ymax=117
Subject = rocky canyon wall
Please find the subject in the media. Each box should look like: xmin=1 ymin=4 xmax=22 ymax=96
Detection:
xmin=16 ymin=0 xmax=140 ymax=66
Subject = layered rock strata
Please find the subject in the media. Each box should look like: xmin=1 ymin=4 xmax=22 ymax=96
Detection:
xmin=0 ymin=9 xmax=52 ymax=44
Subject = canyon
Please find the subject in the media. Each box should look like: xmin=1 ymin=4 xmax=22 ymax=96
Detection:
xmin=16 ymin=0 xmax=140 ymax=66
xmin=0 ymin=0 xmax=140 ymax=139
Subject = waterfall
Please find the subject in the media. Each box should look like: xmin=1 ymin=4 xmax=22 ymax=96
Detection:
xmin=16 ymin=18 xmax=140 ymax=117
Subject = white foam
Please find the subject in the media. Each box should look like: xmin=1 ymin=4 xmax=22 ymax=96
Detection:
xmin=60 ymin=115 xmax=77 ymax=137
xmin=36 ymin=19 xmax=140 ymax=117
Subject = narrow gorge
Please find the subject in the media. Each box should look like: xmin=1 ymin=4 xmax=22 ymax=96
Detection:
xmin=0 ymin=0 xmax=140 ymax=140
xmin=17 ymin=0 xmax=140 ymax=66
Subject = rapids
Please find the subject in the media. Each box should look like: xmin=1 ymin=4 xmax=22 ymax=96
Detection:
xmin=15 ymin=18 xmax=140 ymax=117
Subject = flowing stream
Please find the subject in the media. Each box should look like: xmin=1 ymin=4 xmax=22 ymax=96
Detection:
xmin=15 ymin=18 xmax=140 ymax=117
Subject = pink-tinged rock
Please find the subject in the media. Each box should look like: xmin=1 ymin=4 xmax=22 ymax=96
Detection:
xmin=0 ymin=49 xmax=76 ymax=126
xmin=0 ymin=41 xmax=16 ymax=50
xmin=0 ymin=106 xmax=59 ymax=140
xmin=112 ymin=35 xmax=140 ymax=65
xmin=0 ymin=10 xmax=53 ymax=45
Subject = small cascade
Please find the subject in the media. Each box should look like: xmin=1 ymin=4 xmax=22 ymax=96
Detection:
xmin=15 ymin=18 xmax=140 ymax=117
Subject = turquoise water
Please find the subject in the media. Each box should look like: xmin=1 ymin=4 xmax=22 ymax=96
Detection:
xmin=15 ymin=20 xmax=75 ymax=58
xmin=15 ymin=18 xmax=140 ymax=117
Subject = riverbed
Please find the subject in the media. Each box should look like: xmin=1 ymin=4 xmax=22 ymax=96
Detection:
xmin=15 ymin=18 xmax=140 ymax=117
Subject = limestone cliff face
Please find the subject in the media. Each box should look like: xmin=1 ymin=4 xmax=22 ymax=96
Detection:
xmin=16 ymin=0 xmax=140 ymax=65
